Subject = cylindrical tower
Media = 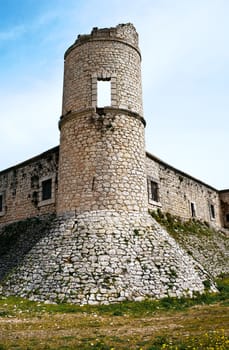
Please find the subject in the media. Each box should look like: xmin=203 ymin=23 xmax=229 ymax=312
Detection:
xmin=57 ymin=23 xmax=148 ymax=214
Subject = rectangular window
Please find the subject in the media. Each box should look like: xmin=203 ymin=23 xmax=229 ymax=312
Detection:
xmin=0 ymin=192 xmax=5 ymax=216
xmin=150 ymin=181 xmax=159 ymax=202
xmin=226 ymin=214 xmax=229 ymax=223
xmin=97 ymin=80 xmax=111 ymax=107
xmin=0 ymin=194 xmax=3 ymax=212
xmin=190 ymin=202 xmax=196 ymax=217
xmin=210 ymin=204 xmax=215 ymax=219
xmin=42 ymin=178 xmax=52 ymax=201
xmin=38 ymin=175 xmax=55 ymax=207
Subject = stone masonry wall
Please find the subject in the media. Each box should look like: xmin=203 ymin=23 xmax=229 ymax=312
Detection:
xmin=62 ymin=24 xmax=142 ymax=116
xmin=58 ymin=111 xmax=147 ymax=214
xmin=0 ymin=145 xmax=225 ymax=228
xmin=0 ymin=146 xmax=226 ymax=228
xmin=168 ymin=226 xmax=229 ymax=278
xmin=0 ymin=147 xmax=58 ymax=225
xmin=146 ymin=153 xmax=222 ymax=227
xmin=58 ymin=24 xmax=147 ymax=214
xmin=0 ymin=214 xmax=55 ymax=281
xmin=0 ymin=212 xmax=216 ymax=304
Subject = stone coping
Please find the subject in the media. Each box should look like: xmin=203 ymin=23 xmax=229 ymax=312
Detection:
xmin=59 ymin=107 xmax=146 ymax=129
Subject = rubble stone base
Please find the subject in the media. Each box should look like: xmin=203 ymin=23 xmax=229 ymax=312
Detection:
xmin=1 ymin=211 xmax=215 ymax=304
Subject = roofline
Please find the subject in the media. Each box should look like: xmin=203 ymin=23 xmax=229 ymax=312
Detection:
xmin=219 ymin=189 xmax=229 ymax=193
xmin=0 ymin=146 xmax=59 ymax=176
xmin=146 ymin=151 xmax=219 ymax=192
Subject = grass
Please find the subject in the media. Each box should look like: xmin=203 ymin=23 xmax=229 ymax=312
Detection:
xmin=149 ymin=209 xmax=228 ymax=278
xmin=0 ymin=276 xmax=228 ymax=349
xmin=0 ymin=210 xmax=228 ymax=348
xmin=149 ymin=209 xmax=217 ymax=238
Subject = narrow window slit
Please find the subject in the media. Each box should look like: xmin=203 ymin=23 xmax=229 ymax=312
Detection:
xmin=191 ymin=202 xmax=196 ymax=217
xmin=92 ymin=176 xmax=95 ymax=191
xmin=0 ymin=195 xmax=3 ymax=212
xmin=210 ymin=204 xmax=215 ymax=219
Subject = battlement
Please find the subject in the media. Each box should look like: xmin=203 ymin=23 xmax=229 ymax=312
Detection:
xmin=64 ymin=23 xmax=140 ymax=58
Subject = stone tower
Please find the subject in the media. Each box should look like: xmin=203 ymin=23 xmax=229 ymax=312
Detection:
xmin=57 ymin=23 xmax=148 ymax=214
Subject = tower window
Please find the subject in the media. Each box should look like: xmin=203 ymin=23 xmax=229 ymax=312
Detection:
xmin=42 ymin=179 xmax=52 ymax=201
xmin=209 ymin=204 xmax=215 ymax=220
xmin=92 ymin=73 xmax=116 ymax=108
xmin=97 ymin=80 xmax=111 ymax=107
xmin=190 ymin=202 xmax=196 ymax=217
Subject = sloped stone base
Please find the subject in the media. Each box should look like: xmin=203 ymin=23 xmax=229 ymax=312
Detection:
xmin=0 ymin=211 xmax=216 ymax=304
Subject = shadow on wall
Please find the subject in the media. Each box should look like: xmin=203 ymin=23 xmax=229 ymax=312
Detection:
xmin=0 ymin=215 xmax=55 ymax=281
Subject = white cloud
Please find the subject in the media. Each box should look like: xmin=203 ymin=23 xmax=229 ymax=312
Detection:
xmin=0 ymin=25 xmax=25 ymax=41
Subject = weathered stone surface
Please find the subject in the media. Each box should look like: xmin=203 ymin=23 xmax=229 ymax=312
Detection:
xmin=0 ymin=212 xmax=219 ymax=304
xmin=146 ymin=153 xmax=225 ymax=228
xmin=0 ymin=148 xmax=58 ymax=225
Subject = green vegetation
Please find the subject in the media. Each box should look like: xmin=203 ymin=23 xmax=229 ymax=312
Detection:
xmin=149 ymin=209 xmax=228 ymax=279
xmin=0 ymin=210 xmax=228 ymax=349
xmin=149 ymin=209 xmax=217 ymax=239
xmin=0 ymin=276 xmax=228 ymax=349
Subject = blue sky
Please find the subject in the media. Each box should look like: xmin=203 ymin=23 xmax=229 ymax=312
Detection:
xmin=0 ymin=0 xmax=228 ymax=189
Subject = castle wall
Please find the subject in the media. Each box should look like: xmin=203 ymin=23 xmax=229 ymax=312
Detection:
xmin=58 ymin=111 xmax=147 ymax=214
xmin=219 ymin=190 xmax=229 ymax=228
xmin=0 ymin=147 xmax=58 ymax=225
xmin=1 ymin=212 xmax=216 ymax=304
xmin=146 ymin=152 xmax=222 ymax=227
xmin=0 ymin=147 xmax=225 ymax=228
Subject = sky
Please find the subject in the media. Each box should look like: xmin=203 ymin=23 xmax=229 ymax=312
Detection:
xmin=0 ymin=0 xmax=228 ymax=189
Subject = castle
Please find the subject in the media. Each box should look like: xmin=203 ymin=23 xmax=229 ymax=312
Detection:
xmin=0 ymin=24 xmax=228 ymax=304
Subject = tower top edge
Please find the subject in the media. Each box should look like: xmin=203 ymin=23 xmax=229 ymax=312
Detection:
xmin=64 ymin=23 xmax=139 ymax=58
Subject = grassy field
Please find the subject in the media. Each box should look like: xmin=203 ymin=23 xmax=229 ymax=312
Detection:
xmin=0 ymin=277 xmax=228 ymax=350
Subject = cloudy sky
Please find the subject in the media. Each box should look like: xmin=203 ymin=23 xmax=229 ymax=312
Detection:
xmin=0 ymin=0 xmax=228 ymax=189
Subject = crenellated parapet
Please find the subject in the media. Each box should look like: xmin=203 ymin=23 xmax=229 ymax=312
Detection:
xmin=65 ymin=23 xmax=140 ymax=58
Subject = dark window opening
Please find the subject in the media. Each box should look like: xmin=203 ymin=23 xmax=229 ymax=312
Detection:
xmin=191 ymin=202 xmax=196 ymax=217
xmin=42 ymin=179 xmax=52 ymax=201
xmin=0 ymin=195 xmax=3 ymax=212
xmin=226 ymin=214 xmax=229 ymax=223
xmin=150 ymin=181 xmax=159 ymax=202
xmin=210 ymin=204 xmax=215 ymax=219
